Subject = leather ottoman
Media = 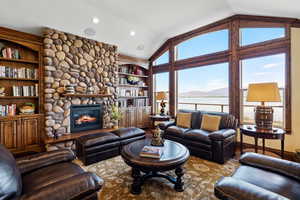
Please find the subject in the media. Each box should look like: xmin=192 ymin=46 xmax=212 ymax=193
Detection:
xmin=76 ymin=127 xmax=145 ymax=165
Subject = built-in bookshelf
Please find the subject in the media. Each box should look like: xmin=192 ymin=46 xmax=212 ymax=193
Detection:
xmin=117 ymin=64 xmax=151 ymax=128
xmin=0 ymin=27 xmax=43 ymax=154
xmin=117 ymin=64 xmax=149 ymax=108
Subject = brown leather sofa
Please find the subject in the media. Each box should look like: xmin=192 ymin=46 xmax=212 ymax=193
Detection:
xmin=159 ymin=110 xmax=238 ymax=164
xmin=77 ymin=127 xmax=145 ymax=165
xmin=0 ymin=144 xmax=103 ymax=200
xmin=215 ymin=152 xmax=300 ymax=200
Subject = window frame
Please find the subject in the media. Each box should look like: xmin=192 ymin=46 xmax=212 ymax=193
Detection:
xmin=149 ymin=15 xmax=292 ymax=132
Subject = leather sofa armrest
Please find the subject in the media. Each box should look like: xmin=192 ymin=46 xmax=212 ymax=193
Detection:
xmin=240 ymin=152 xmax=300 ymax=181
xmin=16 ymin=149 xmax=76 ymax=174
xmin=158 ymin=121 xmax=176 ymax=130
xmin=209 ymin=129 xmax=236 ymax=141
xmin=19 ymin=172 xmax=103 ymax=200
xmin=215 ymin=177 xmax=289 ymax=200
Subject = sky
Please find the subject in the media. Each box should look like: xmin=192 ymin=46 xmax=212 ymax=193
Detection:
xmin=155 ymin=27 xmax=285 ymax=93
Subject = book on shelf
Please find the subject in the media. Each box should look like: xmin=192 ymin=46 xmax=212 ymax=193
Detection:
xmin=0 ymin=66 xmax=38 ymax=79
xmin=12 ymin=84 xmax=38 ymax=96
xmin=140 ymin=145 xmax=164 ymax=158
xmin=0 ymin=104 xmax=17 ymax=116
xmin=118 ymin=98 xmax=149 ymax=108
xmin=1 ymin=48 xmax=20 ymax=59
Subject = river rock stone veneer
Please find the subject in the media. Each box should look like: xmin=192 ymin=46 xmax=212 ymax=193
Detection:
xmin=43 ymin=28 xmax=118 ymax=139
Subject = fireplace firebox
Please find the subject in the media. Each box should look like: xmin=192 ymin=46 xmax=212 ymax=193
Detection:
xmin=70 ymin=104 xmax=103 ymax=133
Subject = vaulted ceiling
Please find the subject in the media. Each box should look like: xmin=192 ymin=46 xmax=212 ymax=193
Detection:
xmin=0 ymin=0 xmax=299 ymax=59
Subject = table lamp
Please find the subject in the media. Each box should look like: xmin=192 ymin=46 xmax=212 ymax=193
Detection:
xmin=247 ymin=82 xmax=281 ymax=130
xmin=156 ymin=91 xmax=167 ymax=116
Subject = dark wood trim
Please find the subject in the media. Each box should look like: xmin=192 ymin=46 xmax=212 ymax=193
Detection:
xmin=119 ymin=53 xmax=148 ymax=64
xmin=149 ymin=62 xmax=154 ymax=114
xmin=169 ymin=43 xmax=176 ymax=117
xmin=0 ymin=27 xmax=42 ymax=44
xmin=229 ymin=20 xmax=240 ymax=122
xmin=232 ymin=15 xmax=298 ymax=24
xmin=152 ymin=64 xmax=170 ymax=74
xmin=174 ymin=51 xmax=229 ymax=70
xmin=149 ymin=39 xmax=171 ymax=62
xmin=236 ymin=142 xmax=296 ymax=161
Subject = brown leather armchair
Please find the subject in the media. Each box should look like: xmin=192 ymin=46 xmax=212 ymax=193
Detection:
xmin=215 ymin=152 xmax=300 ymax=200
xmin=0 ymin=144 xmax=103 ymax=200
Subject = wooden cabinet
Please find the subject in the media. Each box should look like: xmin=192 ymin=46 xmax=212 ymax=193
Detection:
xmin=0 ymin=115 xmax=42 ymax=154
xmin=0 ymin=27 xmax=43 ymax=154
xmin=119 ymin=106 xmax=151 ymax=128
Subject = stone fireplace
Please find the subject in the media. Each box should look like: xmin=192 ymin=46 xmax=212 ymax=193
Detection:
xmin=70 ymin=104 xmax=103 ymax=133
xmin=43 ymin=28 xmax=118 ymax=147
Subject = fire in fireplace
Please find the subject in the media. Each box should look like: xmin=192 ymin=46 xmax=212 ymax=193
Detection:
xmin=70 ymin=104 xmax=103 ymax=133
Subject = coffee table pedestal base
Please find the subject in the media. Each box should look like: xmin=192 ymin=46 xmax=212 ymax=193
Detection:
xmin=131 ymin=167 xmax=184 ymax=195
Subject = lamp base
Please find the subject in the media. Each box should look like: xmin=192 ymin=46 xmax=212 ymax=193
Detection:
xmin=255 ymin=105 xmax=274 ymax=130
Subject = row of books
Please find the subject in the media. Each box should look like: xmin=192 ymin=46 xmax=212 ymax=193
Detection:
xmin=117 ymin=88 xmax=140 ymax=97
xmin=0 ymin=104 xmax=17 ymax=116
xmin=140 ymin=145 xmax=164 ymax=158
xmin=1 ymin=48 xmax=20 ymax=59
xmin=118 ymin=98 xmax=149 ymax=108
xmin=0 ymin=66 xmax=38 ymax=79
xmin=12 ymin=85 xmax=38 ymax=96
xmin=119 ymin=66 xmax=134 ymax=74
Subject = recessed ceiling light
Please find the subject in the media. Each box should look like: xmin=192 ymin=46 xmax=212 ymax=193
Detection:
xmin=130 ymin=30 xmax=136 ymax=36
xmin=137 ymin=44 xmax=144 ymax=51
xmin=84 ymin=28 xmax=96 ymax=36
xmin=92 ymin=17 xmax=99 ymax=24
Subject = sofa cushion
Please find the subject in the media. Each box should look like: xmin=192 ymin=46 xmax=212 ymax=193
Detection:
xmin=165 ymin=126 xmax=190 ymax=138
xmin=200 ymin=111 xmax=237 ymax=129
xmin=112 ymin=127 xmax=145 ymax=139
xmin=22 ymin=162 xmax=85 ymax=194
xmin=78 ymin=132 xmax=120 ymax=147
xmin=0 ymin=144 xmax=22 ymax=200
xmin=184 ymin=129 xmax=212 ymax=144
xmin=232 ymin=165 xmax=300 ymax=200
xmin=201 ymin=114 xmax=221 ymax=131
xmin=177 ymin=109 xmax=201 ymax=129
xmin=176 ymin=113 xmax=192 ymax=128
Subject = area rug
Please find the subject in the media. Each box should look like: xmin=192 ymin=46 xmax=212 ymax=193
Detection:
xmin=79 ymin=156 xmax=239 ymax=200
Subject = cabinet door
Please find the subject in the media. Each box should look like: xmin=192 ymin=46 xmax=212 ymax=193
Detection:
xmin=22 ymin=117 xmax=40 ymax=149
xmin=119 ymin=108 xmax=128 ymax=128
xmin=142 ymin=106 xmax=151 ymax=128
xmin=0 ymin=120 xmax=18 ymax=151
xmin=136 ymin=108 xmax=144 ymax=128
xmin=128 ymin=108 xmax=136 ymax=127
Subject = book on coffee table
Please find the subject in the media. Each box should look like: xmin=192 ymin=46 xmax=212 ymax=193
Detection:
xmin=140 ymin=146 xmax=164 ymax=158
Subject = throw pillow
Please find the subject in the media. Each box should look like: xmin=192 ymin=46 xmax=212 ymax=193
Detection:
xmin=201 ymin=114 xmax=221 ymax=131
xmin=176 ymin=113 xmax=192 ymax=128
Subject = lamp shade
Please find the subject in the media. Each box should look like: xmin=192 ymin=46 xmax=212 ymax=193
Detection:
xmin=156 ymin=91 xmax=167 ymax=100
xmin=247 ymin=82 xmax=281 ymax=102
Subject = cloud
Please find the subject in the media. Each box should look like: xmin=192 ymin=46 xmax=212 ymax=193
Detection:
xmin=263 ymin=62 xmax=283 ymax=69
xmin=254 ymin=72 xmax=267 ymax=76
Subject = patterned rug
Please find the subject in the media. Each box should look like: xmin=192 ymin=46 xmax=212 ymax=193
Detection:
xmin=80 ymin=156 xmax=239 ymax=200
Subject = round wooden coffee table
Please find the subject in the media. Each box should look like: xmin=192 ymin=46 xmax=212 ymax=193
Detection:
xmin=121 ymin=139 xmax=190 ymax=194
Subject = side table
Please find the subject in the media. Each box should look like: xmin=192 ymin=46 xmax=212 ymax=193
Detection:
xmin=240 ymin=125 xmax=286 ymax=158
xmin=149 ymin=115 xmax=171 ymax=128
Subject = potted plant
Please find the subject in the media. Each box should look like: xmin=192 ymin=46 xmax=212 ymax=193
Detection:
xmin=111 ymin=105 xmax=122 ymax=129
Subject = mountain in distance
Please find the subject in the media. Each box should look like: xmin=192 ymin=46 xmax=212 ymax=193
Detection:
xmin=179 ymin=87 xmax=228 ymax=97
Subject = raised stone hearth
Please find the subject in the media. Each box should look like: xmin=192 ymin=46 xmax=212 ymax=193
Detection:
xmin=43 ymin=28 xmax=118 ymax=140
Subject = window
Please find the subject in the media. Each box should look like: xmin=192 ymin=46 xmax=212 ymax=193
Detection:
xmin=240 ymin=27 xmax=285 ymax=46
xmin=153 ymin=51 xmax=169 ymax=65
xmin=177 ymin=63 xmax=229 ymax=112
xmin=176 ymin=29 xmax=229 ymax=60
xmin=240 ymin=53 xmax=285 ymax=127
xmin=154 ymin=72 xmax=169 ymax=114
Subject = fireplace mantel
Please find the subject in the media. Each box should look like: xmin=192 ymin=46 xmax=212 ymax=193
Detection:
xmin=62 ymin=94 xmax=113 ymax=98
